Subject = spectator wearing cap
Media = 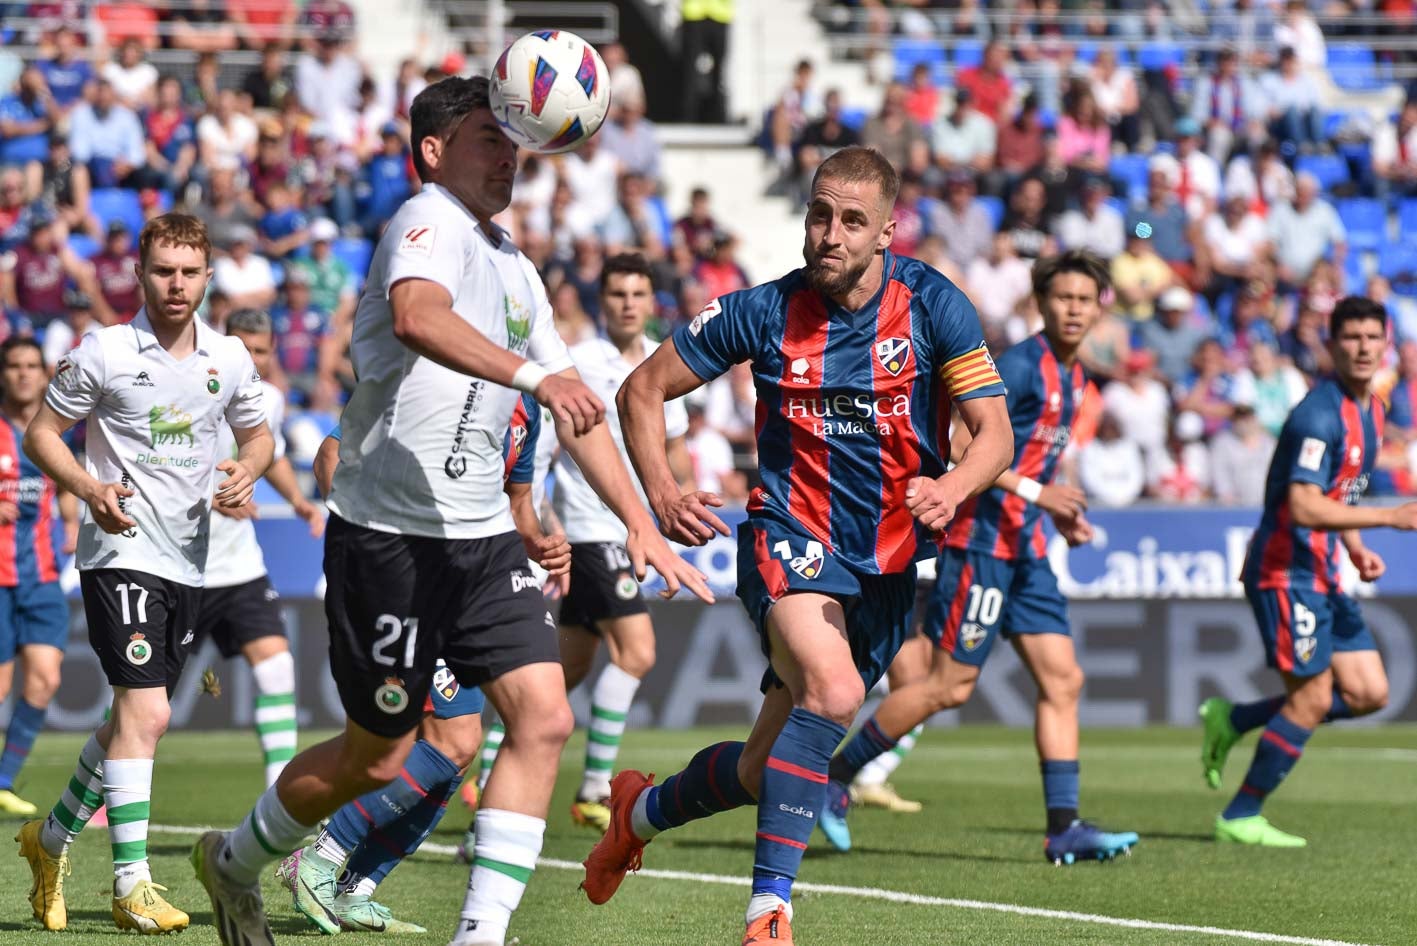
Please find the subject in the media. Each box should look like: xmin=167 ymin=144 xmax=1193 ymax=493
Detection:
xmin=92 ymin=221 xmax=142 ymax=320
xmin=0 ymin=208 xmax=113 ymax=331
xmin=1189 ymin=47 xmax=1265 ymax=165
xmin=41 ymin=288 xmax=101 ymax=364
xmin=212 ymin=225 xmax=277 ymax=310
xmin=145 ymin=76 xmax=197 ymax=192
xmin=1125 ymin=160 xmax=1203 ymax=288
xmin=1209 ymin=403 xmax=1275 ymax=505
xmin=291 ymin=217 xmax=356 ymax=326
xmin=271 ymin=267 xmax=337 ymax=407
xmin=955 ymin=40 xmax=1013 ymax=125
xmin=1232 ymin=340 xmax=1307 ymax=437
xmin=296 ymin=35 xmax=363 ymax=146
xmin=931 ymin=87 xmax=996 ymax=176
xmin=1112 ymin=223 xmax=1176 ymax=320
xmin=862 ymin=83 xmax=929 ymax=173
xmin=964 ymin=231 xmax=1032 ymax=345
xmin=998 ymin=176 xmax=1055 ymax=261
xmin=1169 ymin=119 xmax=1221 ymax=222
xmin=1102 ymin=350 xmax=1172 ymax=471
xmin=1267 ymin=173 xmax=1346 ymax=292
xmin=102 ymin=38 xmax=159 ymax=111
xmin=1079 ymin=411 xmax=1146 ymax=508
xmin=601 ymin=95 xmax=663 ymax=184
xmin=1056 ymin=85 xmax=1110 ymax=177
xmin=1202 ymin=194 xmax=1270 ymax=304
xmin=197 ymin=89 xmax=259 ymax=170
xmin=68 ymin=79 xmax=152 ymax=190
xmin=37 ymin=26 xmax=93 ymax=116
xmin=1138 ymin=286 xmax=1208 ymax=384
xmin=0 ymin=67 xmax=55 ymax=179
xmin=1217 ymin=280 xmax=1280 ymax=364
xmin=191 ymin=166 xmax=262 ymax=252
xmin=1175 ymin=338 xmax=1241 ymax=438
xmin=39 ymin=131 xmax=99 ymax=240
xmin=928 ymin=171 xmax=994 ymax=269
xmin=1054 ymin=176 xmax=1124 ymax=259
xmin=1372 ymin=99 xmax=1417 ymax=201
xmin=358 ymin=122 xmax=413 ymax=237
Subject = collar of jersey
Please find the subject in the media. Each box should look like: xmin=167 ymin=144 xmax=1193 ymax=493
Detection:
xmin=129 ymin=307 xmax=212 ymax=359
xmin=422 ymin=182 xmax=508 ymax=247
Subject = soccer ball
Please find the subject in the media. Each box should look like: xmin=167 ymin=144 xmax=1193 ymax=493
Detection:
xmin=490 ymin=30 xmax=611 ymax=154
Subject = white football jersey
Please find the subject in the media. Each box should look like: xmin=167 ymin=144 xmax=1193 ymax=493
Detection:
xmin=553 ymin=337 xmax=688 ymax=545
xmin=47 ymin=309 xmax=265 ymax=586
xmin=328 ymin=183 xmax=572 ymax=539
xmin=205 ymin=380 xmax=286 ymax=588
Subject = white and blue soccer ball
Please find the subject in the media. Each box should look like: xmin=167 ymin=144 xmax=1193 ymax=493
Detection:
xmin=490 ymin=30 xmax=611 ymax=154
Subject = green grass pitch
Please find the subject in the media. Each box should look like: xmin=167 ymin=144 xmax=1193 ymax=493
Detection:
xmin=0 ymin=725 xmax=1413 ymax=945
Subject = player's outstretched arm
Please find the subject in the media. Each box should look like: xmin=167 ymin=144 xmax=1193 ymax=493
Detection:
xmin=951 ymin=415 xmax=1087 ymax=522
xmin=24 ymin=402 xmax=135 ymax=534
xmin=617 ymin=337 xmax=729 ymax=546
xmin=217 ymin=422 xmax=276 ymax=509
xmin=390 ymin=279 xmax=604 ymax=435
xmin=1290 ymin=483 xmax=1417 ymax=533
xmin=908 ymin=394 xmax=1014 ymax=532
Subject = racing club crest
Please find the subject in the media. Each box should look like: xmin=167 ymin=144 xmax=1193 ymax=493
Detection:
xmin=432 ymin=665 xmax=460 ymax=702
xmin=875 ymin=337 xmax=912 ymax=376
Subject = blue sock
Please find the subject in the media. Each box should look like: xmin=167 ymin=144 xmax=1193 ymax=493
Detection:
xmin=1325 ymin=690 xmax=1352 ymax=721
xmin=343 ymin=774 xmax=462 ymax=887
xmin=827 ymin=717 xmax=895 ymax=785
xmin=643 ymin=741 xmax=755 ymax=832
xmin=325 ymin=740 xmax=461 ymax=853
xmin=752 ymin=708 xmax=846 ymax=902
xmin=1041 ymin=760 xmax=1080 ymax=835
xmin=1222 ymin=714 xmax=1312 ymax=820
xmin=1229 ymin=696 xmax=1285 ymax=735
xmin=0 ymin=699 xmax=45 ymax=791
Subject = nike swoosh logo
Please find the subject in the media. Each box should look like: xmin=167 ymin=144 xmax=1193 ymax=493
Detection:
xmin=298 ymin=878 xmax=341 ymax=927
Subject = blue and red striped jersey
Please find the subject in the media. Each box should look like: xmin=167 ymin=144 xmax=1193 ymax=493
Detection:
xmin=674 ymin=251 xmax=1005 ymax=575
xmin=1242 ymin=379 xmax=1383 ymax=592
xmin=502 ymin=393 xmax=540 ymax=485
xmin=946 ymin=333 xmax=1086 ymax=562
xmin=0 ymin=418 xmax=59 ymax=586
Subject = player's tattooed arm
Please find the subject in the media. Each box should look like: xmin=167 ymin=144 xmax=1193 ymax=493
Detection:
xmin=25 ymin=402 xmax=136 ymax=535
xmin=909 ymin=394 xmax=1013 ymax=532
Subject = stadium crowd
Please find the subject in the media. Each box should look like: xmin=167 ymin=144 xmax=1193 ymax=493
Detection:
xmin=2 ymin=2 xmax=1417 ymax=513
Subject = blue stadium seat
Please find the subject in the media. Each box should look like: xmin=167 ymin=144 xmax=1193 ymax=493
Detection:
xmin=974 ymin=195 xmax=1004 ymax=231
xmin=1378 ymin=244 xmax=1417 ymax=281
xmin=953 ymin=40 xmax=984 ymax=70
xmin=67 ymin=234 xmax=99 ymax=259
xmin=838 ymin=107 xmax=868 ymax=131
xmin=1294 ymin=154 xmax=1349 ymax=191
xmin=1137 ymin=42 xmax=1185 ymax=71
xmin=333 ymin=237 xmax=374 ymax=286
xmin=89 ymin=188 xmax=144 ymax=235
xmin=1337 ymin=198 xmax=1386 ymax=252
xmin=892 ymin=38 xmax=948 ymax=85
xmin=1343 ymin=250 xmax=1366 ymax=290
xmin=1327 ymin=45 xmax=1385 ymax=93
xmin=1109 ymin=154 xmax=1151 ymax=203
xmin=1398 ymin=199 xmax=1417 ymax=237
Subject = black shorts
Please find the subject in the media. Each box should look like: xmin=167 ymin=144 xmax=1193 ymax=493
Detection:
xmin=195 ymin=576 xmax=286 ymax=659
xmin=324 ymin=514 xmax=559 ymax=738
xmin=560 ymin=542 xmax=648 ymax=632
xmin=80 ymin=568 xmax=201 ymax=693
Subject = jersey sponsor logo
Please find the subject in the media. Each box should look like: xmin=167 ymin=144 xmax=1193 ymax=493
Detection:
xmin=432 ymin=665 xmax=460 ymax=701
xmin=510 ymin=569 xmax=540 ymax=594
xmin=444 ymin=379 xmax=486 ymax=480
xmin=777 ymin=803 xmax=814 ymax=819
xmin=398 ymin=225 xmax=436 ymax=257
xmin=875 ymin=337 xmax=912 ymax=376
xmin=149 ymin=404 xmax=196 ymax=447
xmin=784 ymin=391 xmax=912 ymax=437
xmin=789 ymin=357 xmax=810 ymax=384
xmin=1030 ymin=424 xmax=1072 ymax=450
xmin=959 ymin=622 xmax=987 ymax=651
xmin=375 ymin=677 xmax=409 ymax=714
xmin=1298 ymin=437 xmax=1326 ymax=471
xmin=131 ymin=371 xmax=154 ymax=388
xmin=125 ymin=633 xmax=152 ymax=665
xmin=688 ymin=298 xmax=722 ymax=336
xmin=504 ymin=295 xmax=532 ymax=355
xmin=615 ymin=574 xmax=638 ymax=600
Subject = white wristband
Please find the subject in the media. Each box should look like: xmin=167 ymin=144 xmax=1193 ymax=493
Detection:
xmin=511 ymin=361 xmax=548 ymax=395
xmin=1014 ymin=477 xmax=1043 ymax=503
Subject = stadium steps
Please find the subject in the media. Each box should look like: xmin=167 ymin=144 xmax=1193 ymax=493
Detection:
xmin=732 ymin=0 xmax=874 ymax=118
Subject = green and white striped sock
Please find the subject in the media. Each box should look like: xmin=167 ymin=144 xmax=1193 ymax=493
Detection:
xmin=580 ymin=664 xmax=640 ymax=801
xmin=40 ymin=733 xmax=106 ymax=857
xmin=104 ymin=759 xmax=154 ymax=897
xmin=251 ymin=652 xmax=298 ymax=788
xmin=456 ymin=809 xmax=544 ymax=946
xmin=854 ymin=724 xmax=924 ymax=788
xmin=477 ymin=720 xmax=505 ymax=792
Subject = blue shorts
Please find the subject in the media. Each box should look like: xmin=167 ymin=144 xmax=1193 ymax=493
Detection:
xmin=1245 ymin=584 xmax=1376 ymax=678
xmin=424 ymin=659 xmax=486 ymax=719
xmin=736 ymin=511 xmax=916 ymax=693
xmin=0 ymin=581 xmax=70 ymax=662
xmin=922 ymin=548 xmax=1070 ymax=666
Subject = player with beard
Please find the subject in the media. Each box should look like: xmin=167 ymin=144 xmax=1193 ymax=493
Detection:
xmin=582 ymin=146 xmax=1014 ymax=945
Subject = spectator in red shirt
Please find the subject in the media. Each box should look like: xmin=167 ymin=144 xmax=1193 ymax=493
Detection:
xmin=956 ymin=40 xmax=1013 ymax=125
xmin=693 ymin=232 xmax=750 ymax=301
xmin=903 ymin=62 xmax=940 ymax=127
xmin=91 ymin=220 xmax=141 ymax=320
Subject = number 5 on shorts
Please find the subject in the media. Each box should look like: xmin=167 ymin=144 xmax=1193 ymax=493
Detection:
xmin=372 ymin=613 xmax=419 ymax=669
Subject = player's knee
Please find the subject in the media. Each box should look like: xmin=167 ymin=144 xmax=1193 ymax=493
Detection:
xmin=802 ymin=677 xmax=866 ymax=727
xmin=22 ymin=668 xmax=60 ymax=704
xmin=117 ymin=704 xmax=171 ymax=744
xmin=347 ymin=749 xmax=408 ymax=790
xmin=1042 ymin=663 xmax=1085 ymax=706
xmin=615 ymin=642 xmax=655 ymax=680
xmin=1347 ymin=683 xmax=1389 ymax=716
xmin=509 ymin=698 xmax=575 ymax=752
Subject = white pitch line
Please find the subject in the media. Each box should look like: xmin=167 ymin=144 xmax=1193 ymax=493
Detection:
xmin=147 ymin=824 xmax=1382 ymax=946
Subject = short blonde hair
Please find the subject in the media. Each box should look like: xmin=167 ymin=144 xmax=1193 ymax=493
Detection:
xmin=139 ymin=213 xmax=212 ymax=268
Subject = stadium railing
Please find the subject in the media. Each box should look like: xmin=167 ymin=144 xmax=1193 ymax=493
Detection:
xmin=428 ymin=1 xmax=620 ymax=48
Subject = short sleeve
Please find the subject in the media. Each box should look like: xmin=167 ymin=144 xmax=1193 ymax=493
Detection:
xmin=224 ymin=347 xmax=266 ymax=431
xmin=994 ymin=349 xmax=1034 ymax=413
xmin=1281 ymin=405 xmax=1336 ymax=489
xmin=508 ymin=396 xmax=539 ymax=485
xmin=673 ymin=292 xmax=758 ymax=382
xmin=384 ymin=215 xmax=469 ymax=304
xmin=329 ymin=423 xmax=342 ymax=442
xmin=46 ymin=332 xmax=106 ymax=419
xmin=522 ymin=258 xmax=573 ymax=373
xmin=931 ymin=289 xmax=1006 ymax=401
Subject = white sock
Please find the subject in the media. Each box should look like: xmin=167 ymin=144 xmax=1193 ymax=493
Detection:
xmin=854 ymin=724 xmax=923 ymax=788
xmin=251 ymin=651 xmax=298 ymax=788
xmin=41 ymin=733 xmax=106 ymax=856
xmin=454 ymin=808 xmax=544 ymax=946
xmin=313 ymin=829 xmax=349 ymax=867
xmin=630 ymin=784 xmax=660 ymax=840
xmin=747 ymin=893 xmax=793 ymax=925
xmin=352 ymin=876 xmax=377 ymax=897
xmin=219 ymin=785 xmax=317 ymax=885
xmin=581 ymin=663 xmax=641 ymax=801
xmin=104 ymin=759 xmax=154 ymax=898
xmin=478 ymin=720 xmax=504 ymax=793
